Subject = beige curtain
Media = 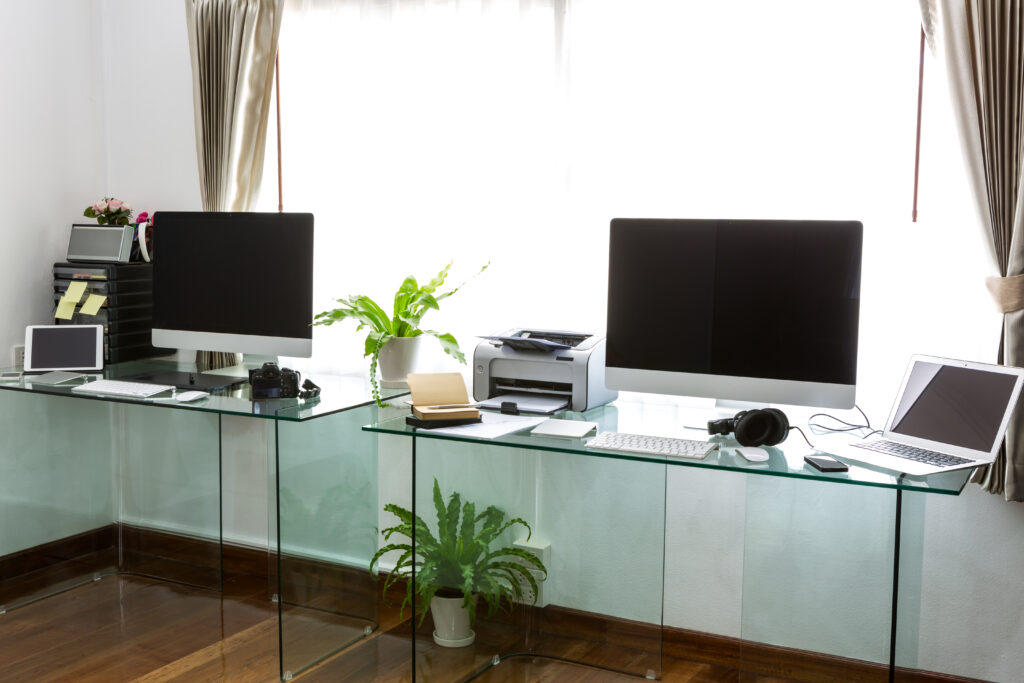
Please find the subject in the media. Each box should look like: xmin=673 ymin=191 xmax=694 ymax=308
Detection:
xmin=185 ymin=0 xmax=283 ymax=370
xmin=925 ymin=0 xmax=1024 ymax=500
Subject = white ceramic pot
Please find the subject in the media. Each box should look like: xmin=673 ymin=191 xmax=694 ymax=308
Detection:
xmin=430 ymin=594 xmax=475 ymax=647
xmin=377 ymin=336 xmax=426 ymax=389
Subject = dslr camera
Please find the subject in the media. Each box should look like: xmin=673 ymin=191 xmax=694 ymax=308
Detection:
xmin=249 ymin=362 xmax=300 ymax=399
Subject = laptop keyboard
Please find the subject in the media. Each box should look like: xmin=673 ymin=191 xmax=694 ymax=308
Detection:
xmin=852 ymin=440 xmax=973 ymax=468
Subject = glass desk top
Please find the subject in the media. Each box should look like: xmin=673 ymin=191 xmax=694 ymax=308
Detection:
xmin=0 ymin=360 xmax=404 ymax=422
xmin=364 ymin=395 xmax=972 ymax=495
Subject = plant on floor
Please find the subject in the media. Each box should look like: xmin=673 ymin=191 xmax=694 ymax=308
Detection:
xmin=312 ymin=261 xmax=487 ymax=407
xmin=369 ymin=478 xmax=547 ymax=628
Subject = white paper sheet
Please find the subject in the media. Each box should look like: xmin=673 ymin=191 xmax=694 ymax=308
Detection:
xmin=425 ymin=412 xmax=547 ymax=439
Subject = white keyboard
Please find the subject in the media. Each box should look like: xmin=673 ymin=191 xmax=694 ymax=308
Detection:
xmin=585 ymin=431 xmax=718 ymax=459
xmin=72 ymin=379 xmax=174 ymax=398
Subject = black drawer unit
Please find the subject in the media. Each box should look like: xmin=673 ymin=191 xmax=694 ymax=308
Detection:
xmin=52 ymin=261 xmax=171 ymax=363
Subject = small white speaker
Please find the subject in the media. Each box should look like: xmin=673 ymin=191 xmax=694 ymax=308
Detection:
xmin=66 ymin=224 xmax=134 ymax=263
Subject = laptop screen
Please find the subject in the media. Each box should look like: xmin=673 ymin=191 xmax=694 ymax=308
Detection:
xmin=890 ymin=360 xmax=1019 ymax=451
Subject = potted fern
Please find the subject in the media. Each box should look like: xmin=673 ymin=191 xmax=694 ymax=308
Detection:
xmin=312 ymin=262 xmax=486 ymax=406
xmin=369 ymin=478 xmax=547 ymax=647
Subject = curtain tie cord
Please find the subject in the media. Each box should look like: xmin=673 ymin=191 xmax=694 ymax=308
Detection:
xmin=985 ymin=275 xmax=1024 ymax=313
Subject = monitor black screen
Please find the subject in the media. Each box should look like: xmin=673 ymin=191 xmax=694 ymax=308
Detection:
xmin=153 ymin=212 xmax=314 ymax=344
xmin=607 ymin=218 xmax=862 ymax=388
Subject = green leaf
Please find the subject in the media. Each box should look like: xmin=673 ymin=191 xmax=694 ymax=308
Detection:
xmin=459 ymin=500 xmax=476 ymax=563
xmin=443 ymin=489 xmax=461 ymax=556
xmin=393 ymin=276 xmax=419 ymax=324
xmin=423 ymin=262 xmax=452 ymax=294
xmin=485 ymin=546 xmax=547 ymax=577
xmin=365 ymin=330 xmax=391 ymax=358
xmin=83 ymin=207 xmax=96 ymax=218
xmin=432 ymin=478 xmax=448 ymax=544
xmin=478 ymin=516 xmax=531 ymax=546
xmin=435 ymin=261 xmax=489 ymax=302
xmin=421 ymin=330 xmax=465 ymax=364
xmin=312 ymin=295 xmax=391 ymax=334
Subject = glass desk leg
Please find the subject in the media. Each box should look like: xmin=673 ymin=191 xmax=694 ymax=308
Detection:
xmin=275 ymin=404 xmax=384 ymax=680
xmin=739 ymin=476 xmax=925 ymax=681
xmin=116 ymin=404 xmax=222 ymax=590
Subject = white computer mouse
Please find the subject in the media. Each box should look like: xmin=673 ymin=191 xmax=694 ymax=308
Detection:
xmin=735 ymin=446 xmax=770 ymax=462
xmin=176 ymin=390 xmax=210 ymax=402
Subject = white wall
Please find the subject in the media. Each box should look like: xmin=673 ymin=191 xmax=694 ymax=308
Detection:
xmin=9 ymin=1 xmax=1024 ymax=680
xmin=0 ymin=0 xmax=108 ymax=357
xmin=99 ymin=0 xmax=201 ymax=214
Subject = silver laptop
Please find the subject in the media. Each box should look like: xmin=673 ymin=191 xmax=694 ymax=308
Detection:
xmin=836 ymin=355 xmax=1024 ymax=476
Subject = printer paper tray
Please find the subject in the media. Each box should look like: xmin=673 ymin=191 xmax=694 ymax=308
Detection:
xmin=493 ymin=383 xmax=572 ymax=396
xmin=479 ymin=392 xmax=569 ymax=414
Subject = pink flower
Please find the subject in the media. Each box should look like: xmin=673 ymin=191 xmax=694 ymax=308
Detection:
xmin=120 ymin=202 xmax=131 ymax=213
xmin=94 ymin=200 xmax=108 ymax=212
xmin=136 ymin=211 xmax=151 ymax=225
xmin=107 ymin=199 xmax=123 ymax=211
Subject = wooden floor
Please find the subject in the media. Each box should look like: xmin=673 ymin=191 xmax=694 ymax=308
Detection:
xmin=0 ymin=573 xmax=802 ymax=682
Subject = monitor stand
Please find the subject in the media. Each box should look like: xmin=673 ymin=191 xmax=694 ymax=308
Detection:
xmin=123 ymin=369 xmax=246 ymax=392
xmin=714 ymin=398 xmax=768 ymax=417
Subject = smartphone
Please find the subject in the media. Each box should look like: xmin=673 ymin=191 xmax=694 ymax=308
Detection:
xmin=804 ymin=452 xmax=849 ymax=472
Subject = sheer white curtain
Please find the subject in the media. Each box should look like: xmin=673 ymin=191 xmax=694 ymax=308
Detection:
xmin=262 ymin=0 xmax=996 ymax=412
xmin=261 ymin=0 xmax=569 ymax=375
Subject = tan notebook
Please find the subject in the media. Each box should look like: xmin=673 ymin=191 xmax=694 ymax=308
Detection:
xmin=407 ymin=373 xmax=481 ymax=421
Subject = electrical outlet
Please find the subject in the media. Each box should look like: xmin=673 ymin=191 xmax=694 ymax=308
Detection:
xmin=514 ymin=538 xmax=551 ymax=608
xmin=12 ymin=344 xmax=24 ymax=368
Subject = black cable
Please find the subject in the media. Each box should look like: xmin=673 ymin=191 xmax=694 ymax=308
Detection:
xmin=807 ymin=415 xmax=866 ymax=430
xmin=855 ymin=404 xmax=872 ymax=429
xmin=789 ymin=425 xmax=814 ymax=449
xmin=862 ymin=429 xmax=882 ymax=440
xmin=807 ymin=404 xmax=873 ymax=434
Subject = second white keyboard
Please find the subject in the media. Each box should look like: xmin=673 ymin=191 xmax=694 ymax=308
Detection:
xmin=72 ymin=379 xmax=175 ymax=398
xmin=585 ymin=431 xmax=718 ymax=459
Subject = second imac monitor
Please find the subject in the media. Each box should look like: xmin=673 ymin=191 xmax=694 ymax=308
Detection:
xmin=606 ymin=218 xmax=862 ymax=409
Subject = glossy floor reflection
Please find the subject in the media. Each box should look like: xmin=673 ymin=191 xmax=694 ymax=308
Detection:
xmin=0 ymin=573 xmax=278 ymax=681
xmin=1 ymin=574 xmax=823 ymax=682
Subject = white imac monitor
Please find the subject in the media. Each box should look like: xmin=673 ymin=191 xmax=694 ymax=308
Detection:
xmin=152 ymin=212 xmax=314 ymax=357
xmin=605 ymin=218 xmax=862 ymax=409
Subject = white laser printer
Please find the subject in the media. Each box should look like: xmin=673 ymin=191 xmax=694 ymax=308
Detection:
xmin=472 ymin=329 xmax=618 ymax=414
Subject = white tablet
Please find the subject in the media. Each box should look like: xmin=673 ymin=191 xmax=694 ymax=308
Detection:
xmin=24 ymin=325 xmax=104 ymax=372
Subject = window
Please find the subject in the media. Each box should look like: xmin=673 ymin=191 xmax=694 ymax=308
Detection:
xmin=262 ymin=0 xmax=996 ymax=396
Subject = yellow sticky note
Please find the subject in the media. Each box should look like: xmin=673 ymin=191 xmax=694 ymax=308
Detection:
xmin=55 ymin=295 xmax=77 ymax=320
xmin=80 ymin=294 xmax=106 ymax=316
xmin=65 ymin=280 xmax=87 ymax=303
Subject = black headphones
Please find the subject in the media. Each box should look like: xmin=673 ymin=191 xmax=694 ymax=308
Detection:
xmin=707 ymin=408 xmax=790 ymax=447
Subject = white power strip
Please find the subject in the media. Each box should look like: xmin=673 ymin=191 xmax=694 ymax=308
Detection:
xmin=12 ymin=344 xmax=24 ymax=367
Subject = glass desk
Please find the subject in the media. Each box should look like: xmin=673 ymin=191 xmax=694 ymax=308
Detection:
xmin=365 ymin=397 xmax=970 ymax=682
xmin=0 ymin=360 xmax=402 ymax=681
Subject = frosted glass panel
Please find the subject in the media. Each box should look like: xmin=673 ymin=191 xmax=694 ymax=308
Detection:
xmin=116 ymin=403 xmax=221 ymax=589
xmin=740 ymin=476 xmax=913 ymax=679
xmin=0 ymin=391 xmax=115 ymax=610
xmin=276 ymin=402 xmax=385 ymax=679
